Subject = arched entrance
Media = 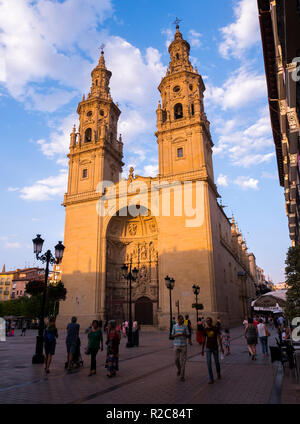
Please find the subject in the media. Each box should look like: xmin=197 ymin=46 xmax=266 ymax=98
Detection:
xmin=135 ymin=297 xmax=153 ymax=325
xmin=105 ymin=207 xmax=158 ymax=323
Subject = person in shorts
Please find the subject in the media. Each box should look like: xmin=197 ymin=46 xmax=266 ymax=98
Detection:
xmin=66 ymin=316 xmax=80 ymax=371
xmin=44 ymin=317 xmax=58 ymax=373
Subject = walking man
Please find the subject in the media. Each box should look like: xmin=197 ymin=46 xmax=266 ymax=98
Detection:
xmin=202 ymin=317 xmax=224 ymax=384
xmin=257 ymin=318 xmax=269 ymax=356
xmin=66 ymin=316 xmax=80 ymax=371
xmin=21 ymin=321 xmax=27 ymax=336
xmin=171 ymin=314 xmax=190 ymax=382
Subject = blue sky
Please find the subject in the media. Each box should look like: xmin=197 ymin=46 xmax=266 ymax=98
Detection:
xmin=0 ymin=0 xmax=290 ymax=282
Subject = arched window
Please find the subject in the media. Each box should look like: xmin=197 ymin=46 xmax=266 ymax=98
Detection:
xmin=85 ymin=128 xmax=92 ymax=143
xmin=174 ymin=103 xmax=183 ymax=120
xmin=191 ymin=103 xmax=195 ymax=116
xmin=176 ymin=53 xmax=180 ymax=60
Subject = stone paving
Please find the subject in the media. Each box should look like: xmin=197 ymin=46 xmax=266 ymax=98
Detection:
xmin=0 ymin=326 xmax=294 ymax=404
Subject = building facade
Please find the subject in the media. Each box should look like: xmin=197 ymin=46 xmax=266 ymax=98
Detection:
xmin=58 ymin=26 xmax=258 ymax=330
xmin=258 ymin=0 xmax=300 ymax=244
xmin=11 ymin=268 xmax=44 ymax=299
xmin=0 ymin=266 xmax=16 ymax=301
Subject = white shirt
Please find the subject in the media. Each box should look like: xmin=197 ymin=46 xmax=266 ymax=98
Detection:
xmin=257 ymin=323 xmax=266 ymax=337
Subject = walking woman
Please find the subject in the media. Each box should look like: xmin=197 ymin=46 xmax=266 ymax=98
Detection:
xmin=245 ymin=317 xmax=258 ymax=360
xmin=196 ymin=318 xmax=205 ymax=346
xmin=87 ymin=320 xmax=103 ymax=376
xmin=44 ymin=317 xmax=58 ymax=374
xmin=106 ymin=320 xmax=121 ymax=377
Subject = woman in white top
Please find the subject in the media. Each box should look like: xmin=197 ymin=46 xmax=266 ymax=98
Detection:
xmin=257 ymin=319 xmax=269 ymax=356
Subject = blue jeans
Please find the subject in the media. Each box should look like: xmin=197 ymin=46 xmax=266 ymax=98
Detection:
xmin=260 ymin=336 xmax=268 ymax=354
xmin=206 ymin=348 xmax=220 ymax=382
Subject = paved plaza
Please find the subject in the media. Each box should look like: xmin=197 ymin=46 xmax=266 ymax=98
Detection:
xmin=0 ymin=326 xmax=299 ymax=404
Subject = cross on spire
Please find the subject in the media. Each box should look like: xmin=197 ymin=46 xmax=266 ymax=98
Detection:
xmin=173 ymin=17 xmax=182 ymax=28
xmin=99 ymin=43 xmax=106 ymax=53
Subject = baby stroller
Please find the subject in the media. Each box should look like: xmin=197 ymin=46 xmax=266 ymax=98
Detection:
xmin=65 ymin=337 xmax=84 ymax=369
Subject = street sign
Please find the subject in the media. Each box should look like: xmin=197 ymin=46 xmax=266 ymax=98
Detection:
xmin=192 ymin=303 xmax=204 ymax=310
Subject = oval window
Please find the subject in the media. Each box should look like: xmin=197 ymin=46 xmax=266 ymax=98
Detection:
xmin=87 ymin=111 xmax=92 ymax=117
xmin=100 ymin=109 xmax=104 ymax=116
xmin=189 ymin=84 xmax=193 ymax=91
xmin=173 ymin=86 xmax=180 ymax=93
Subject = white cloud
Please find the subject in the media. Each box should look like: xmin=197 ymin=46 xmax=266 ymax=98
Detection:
xmin=161 ymin=28 xmax=173 ymax=49
xmin=7 ymin=187 xmax=20 ymax=192
xmin=234 ymin=176 xmax=259 ymax=190
xmin=5 ymin=242 xmax=22 ymax=249
xmin=189 ymin=30 xmax=202 ymax=48
xmin=219 ymin=0 xmax=260 ymax=59
xmin=0 ymin=0 xmax=113 ymax=108
xmin=217 ymin=174 xmax=229 ymax=187
xmin=20 ymin=169 xmax=68 ymax=201
xmin=212 ymin=108 xmax=275 ymax=167
xmin=143 ymin=165 xmax=158 ymax=177
xmin=261 ymin=171 xmax=278 ymax=180
xmin=206 ymin=66 xmax=267 ymax=110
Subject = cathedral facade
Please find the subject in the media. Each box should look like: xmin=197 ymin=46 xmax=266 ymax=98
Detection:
xmin=57 ymin=26 xmax=257 ymax=329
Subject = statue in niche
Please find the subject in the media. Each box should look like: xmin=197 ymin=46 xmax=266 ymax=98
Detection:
xmin=140 ymin=243 xmax=148 ymax=261
xmin=128 ymin=223 xmax=137 ymax=236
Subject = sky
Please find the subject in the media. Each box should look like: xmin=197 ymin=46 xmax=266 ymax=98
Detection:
xmin=0 ymin=0 xmax=290 ymax=283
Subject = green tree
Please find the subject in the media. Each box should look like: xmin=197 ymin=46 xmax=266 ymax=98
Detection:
xmin=285 ymin=244 xmax=300 ymax=321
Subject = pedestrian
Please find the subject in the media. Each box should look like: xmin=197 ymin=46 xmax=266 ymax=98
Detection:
xmin=202 ymin=317 xmax=224 ymax=384
xmin=106 ymin=320 xmax=121 ymax=377
xmin=278 ymin=315 xmax=284 ymax=330
xmin=196 ymin=318 xmax=205 ymax=346
xmin=184 ymin=315 xmax=192 ymax=345
xmin=21 ymin=321 xmax=27 ymax=336
xmin=11 ymin=321 xmax=15 ymax=336
xmin=222 ymin=329 xmax=230 ymax=356
xmin=44 ymin=317 xmax=58 ymax=374
xmin=172 ymin=316 xmax=176 ymax=328
xmin=245 ymin=317 xmax=258 ymax=360
xmin=253 ymin=316 xmax=259 ymax=326
xmin=171 ymin=314 xmax=190 ymax=382
xmin=66 ymin=316 xmax=80 ymax=371
xmin=257 ymin=319 xmax=270 ymax=357
xmin=132 ymin=320 xmax=139 ymax=347
xmin=215 ymin=317 xmax=222 ymax=331
xmin=243 ymin=317 xmax=248 ymax=329
xmin=87 ymin=320 xmax=103 ymax=376
xmin=124 ymin=320 xmax=129 ymax=337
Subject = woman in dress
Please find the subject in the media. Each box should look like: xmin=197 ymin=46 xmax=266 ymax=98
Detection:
xmin=196 ymin=318 xmax=205 ymax=346
xmin=87 ymin=320 xmax=103 ymax=376
xmin=44 ymin=317 xmax=58 ymax=373
xmin=106 ymin=320 xmax=121 ymax=377
xmin=245 ymin=317 xmax=258 ymax=360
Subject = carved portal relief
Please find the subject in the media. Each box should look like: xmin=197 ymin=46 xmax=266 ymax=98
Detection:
xmin=105 ymin=211 xmax=158 ymax=321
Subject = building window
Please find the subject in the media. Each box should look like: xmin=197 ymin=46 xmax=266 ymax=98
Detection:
xmin=173 ymin=86 xmax=180 ymax=93
xmin=176 ymin=53 xmax=180 ymax=60
xmin=174 ymin=103 xmax=183 ymax=120
xmin=82 ymin=169 xmax=88 ymax=179
xmin=87 ymin=111 xmax=92 ymax=117
xmin=85 ymin=128 xmax=92 ymax=142
xmin=177 ymin=148 xmax=183 ymax=158
xmin=191 ymin=103 xmax=195 ymax=115
xmin=100 ymin=109 xmax=104 ymax=116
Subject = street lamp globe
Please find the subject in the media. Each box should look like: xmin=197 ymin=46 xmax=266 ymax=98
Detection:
xmin=192 ymin=284 xmax=200 ymax=295
xmin=164 ymin=275 xmax=171 ymax=288
xmin=54 ymin=241 xmax=65 ymax=261
xmin=121 ymin=264 xmax=128 ymax=278
xmin=169 ymin=278 xmax=175 ymax=290
xmin=132 ymin=267 xmax=139 ymax=279
xmin=32 ymin=234 xmax=44 ymax=256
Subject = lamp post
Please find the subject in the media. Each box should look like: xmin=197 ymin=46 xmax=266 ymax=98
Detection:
xmin=165 ymin=275 xmax=175 ymax=340
xmin=192 ymin=284 xmax=200 ymax=323
xmin=121 ymin=259 xmax=138 ymax=348
xmin=32 ymin=235 xmax=65 ymax=364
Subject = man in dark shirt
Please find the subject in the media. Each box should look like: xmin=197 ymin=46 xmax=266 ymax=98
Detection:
xmin=202 ymin=317 xmax=224 ymax=384
xmin=66 ymin=316 xmax=80 ymax=371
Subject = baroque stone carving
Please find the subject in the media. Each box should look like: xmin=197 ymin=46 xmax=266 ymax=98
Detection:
xmin=128 ymin=223 xmax=137 ymax=236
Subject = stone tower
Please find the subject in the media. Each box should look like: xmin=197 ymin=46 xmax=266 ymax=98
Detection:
xmin=67 ymin=50 xmax=123 ymax=198
xmin=156 ymin=24 xmax=215 ymax=186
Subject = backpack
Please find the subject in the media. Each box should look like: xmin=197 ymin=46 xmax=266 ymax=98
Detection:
xmin=44 ymin=330 xmax=55 ymax=343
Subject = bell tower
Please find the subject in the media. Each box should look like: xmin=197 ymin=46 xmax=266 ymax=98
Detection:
xmin=156 ymin=25 xmax=215 ymax=185
xmin=66 ymin=50 xmax=124 ymax=199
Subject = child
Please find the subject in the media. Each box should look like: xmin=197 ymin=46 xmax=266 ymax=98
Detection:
xmin=222 ymin=329 xmax=230 ymax=356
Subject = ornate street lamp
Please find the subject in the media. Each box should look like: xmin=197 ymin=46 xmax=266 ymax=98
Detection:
xmin=165 ymin=275 xmax=175 ymax=340
xmin=121 ymin=260 xmax=139 ymax=348
xmin=192 ymin=284 xmax=200 ymax=323
xmin=32 ymin=235 xmax=65 ymax=364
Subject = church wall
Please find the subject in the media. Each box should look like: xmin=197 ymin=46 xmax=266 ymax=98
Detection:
xmin=57 ymin=201 xmax=101 ymax=329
